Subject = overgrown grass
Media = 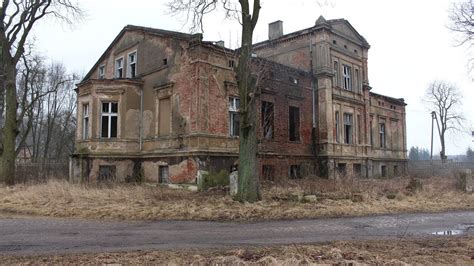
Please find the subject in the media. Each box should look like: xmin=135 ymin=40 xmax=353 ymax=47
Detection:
xmin=0 ymin=175 xmax=472 ymax=221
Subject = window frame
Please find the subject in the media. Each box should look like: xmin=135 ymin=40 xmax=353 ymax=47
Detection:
xmin=82 ymin=103 xmax=90 ymax=140
xmin=379 ymin=122 xmax=386 ymax=148
xmin=288 ymin=106 xmax=300 ymax=142
xmin=98 ymin=65 xmax=105 ymax=79
xmin=335 ymin=111 xmax=340 ymax=143
xmin=343 ymin=113 xmax=353 ymax=144
xmin=261 ymin=100 xmax=274 ymax=140
xmin=127 ymin=51 xmax=137 ymax=78
xmin=100 ymin=101 xmax=118 ymax=139
xmin=343 ymin=65 xmax=352 ymax=91
xmin=115 ymin=57 xmax=124 ymax=78
xmin=229 ymin=97 xmax=240 ymax=137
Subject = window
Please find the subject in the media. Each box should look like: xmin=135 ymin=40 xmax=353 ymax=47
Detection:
xmin=337 ymin=163 xmax=347 ymax=177
xmin=159 ymin=98 xmax=171 ymax=135
xmin=229 ymin=97 xmax=240 ymax=136
xmin=357 ymin=114 xmax=361 ymax=144
xmin=98 ymin=65 xmax=105 ymax=79
xmin=370 ymin=120 xmax=373 ymax=146
xmin=343 ymin=113 xmax=353 ymax=144
xmin=261 ymin=101 xmax=274 ymax=140
xmin=289 ymin=76 xmax=298 ymax=85
xmin=335 ymin=111 xmax=340 ymax=143
xmin=98 ymin=165 xmax=116 ymax=182
xmin=381 ymin=165 xmax=387 ymax=177
xmin=228 ymin=60 xmax=235 ymax=68
xmin=127 ymin=52 xmax=137 ymax=78
xmin=289 ymin=165 xmax=301 ymax=179
xmin=333 ymin=61 xmax=339 ymax=87
xmin=159 ymin=166 xmax=169 ymax=183
xmin=379 ymin=122 xmax=386 ymax=148
xmin=101 ymin=102 xmax=118 ymax=138
xmin=289 ymin=106 xmax=300 ymax=141
xmin=343 ymin=65 xmax=352 ymax=91
xmin=394 ymin=165 xmax=399 ymax=176
xmin=163 ymin=58 xmax=168 ymax=65
xmin=355 ymin=69 xmax=359 ymax=92
xmin=82 ymin=103 xmax=89 ymax=139
xmin=262 ymin=165 xmax=275 ymax=181
xmin=115 ymin=57 xmax=123 ymax=78
xmin=353 ymin=164 xmax=362 ymax=177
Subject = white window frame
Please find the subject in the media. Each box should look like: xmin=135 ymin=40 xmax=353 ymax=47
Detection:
xmin=229 ymin=97 xmax=239 ymax=137
xmin=98 ymin=65 xmax=105 ymax=79
xmin=343 ymin=65 xmax=352 ymax=91
xmin=127 ymin=51 xmax=137 ymax=78
xmin=379 ymin=122 xmax=386 ymax=148
xmin=115 ymin=57 xmax=124 ymax=78
xmin=101 ymin=102 xmax=118 ymax=138
xmin=82 ymin=103 xmax=89 ymax=139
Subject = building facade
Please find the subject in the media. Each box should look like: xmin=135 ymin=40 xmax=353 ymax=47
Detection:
xmin=70 ymin=17 xmax=407 ymax=183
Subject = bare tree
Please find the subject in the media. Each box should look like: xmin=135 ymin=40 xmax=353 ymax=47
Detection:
xmin=425 ymin=80 xmax=464 ymax=162
xmin=0 ymin=0 xmax=82 ymax=185
xmin=168 ymin=0 xmax=261 ymax=202
xmin=448 ymin=0 xmax=473 ymax=46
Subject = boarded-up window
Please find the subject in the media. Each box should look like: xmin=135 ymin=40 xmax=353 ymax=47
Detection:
xmin=261 ymin=101 xmax=274 ymax=140
xmin=289 ymin=106 xmax=300 ymax=141
xmin=159 ymin=98 xmax=171 ymax=135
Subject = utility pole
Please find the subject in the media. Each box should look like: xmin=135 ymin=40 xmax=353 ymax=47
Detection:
xmin=430 ymin=111 xmax=435 ymax=161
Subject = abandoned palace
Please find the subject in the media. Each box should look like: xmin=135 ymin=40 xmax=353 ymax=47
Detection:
xmin=70 ymin=16 xmax=407 ymax=183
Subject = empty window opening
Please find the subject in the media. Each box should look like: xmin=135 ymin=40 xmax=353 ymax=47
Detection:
xmin=357 ymin=114 xmax=361 ymax=145
xmin=381 ymin=165 xmax=387 ymax=177
xmin=115 ymin=57 xmax=123 ymax=78
xmin=379 ymin=122 xmax=386 ymax=148
xmin=353 ymin=164 xmax=362 ymax=177
xmin=343 ymin=65 xmax=352 ymax=91
xmin=337 ymin=163 xmax=347 ymax=177
xmin=344 ymin=44 xmax=348 ymax=49
xmin=228 ymin=60 xmax=235 ymax=68
xmin=98 ymin=65 xmax=105 ymax=79
xmin=229 ymin=97 xmax=240 ymax=137
xmin=159 ymin=165 xmax=169 ymax=183
xmin=101 ymin=102 xmax=118 ymax=138
xmin=343 ymin=113 xmax=353 ymax=144
xmin=98 ymin=165 xmax=116 ymax=182
xmin=127 ymin=52 xmax=137 ymax=78
xmin=261 ymin=101 xmax=274 ymax=140
xmin=394 ymin=165 xmax=399 ymax=176
xmin=163 ymin=58 xmax=168 ymax=65
xmin=159 ymin=98 xmax=171 ymax=136
xmin=289 ymin=106 xmax=300 ymax=141
xmin=262 ymin=165 xmax=275 ymax=181
xmin=332 ymin=40 xmax=337 ymax=45
xmin=289 ymin=165 xmax=301 ymax=179
xmin=83 ymin=103 xmax=89 ymax=139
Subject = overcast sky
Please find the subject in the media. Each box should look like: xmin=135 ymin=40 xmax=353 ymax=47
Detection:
xmin=30 ymin=0 xmax=473 ymax=155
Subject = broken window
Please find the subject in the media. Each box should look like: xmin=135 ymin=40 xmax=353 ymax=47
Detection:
xmin=262 ymin=165 xmax=275 ymax=181
xmin=261 ymin=101 xmax=274 ymax=140
xmin=159 ymin=98 xmax=171 ymax=136
xmin=379 ymin=122 xmax=386 ymax=148
xmin=343 ymin=113 xmax=353 ymax=144
xmin=127 ymin=51 xmax=137 ymax=78
xmin=343 ymin=65 xmax=352 ymax=91
xmin=98 ymin=65 xmax=105 ymax=79
xmin=159 ymin=165 xmax=169 ymax=183
xmin=229 ymin=97 xmax=240 ymax=137
xmin=335 ymin=111 xmax=340 ymax=143
xmin=101 ymin=102 xmax=118 ymax=138
xmin=83 ymin=103 xmax=89 ymax=140
xmin=289 ymin=106 xmax=300 ymax=141
xmin=98 ymin=165 xmax=116 ymax=182
xmin=289 ymin=165 xmax=301 ymax=179
xmin=115 ymin=57 xmax=123 ymax=78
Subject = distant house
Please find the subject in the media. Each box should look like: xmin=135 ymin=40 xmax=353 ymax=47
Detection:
xmin=70 ymin=16 xmax=407 ymax=183
xmin=16 ymin=146 xmax=32 ymax=163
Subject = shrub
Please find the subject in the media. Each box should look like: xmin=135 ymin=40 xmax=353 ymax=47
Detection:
xmin=202 ymin=170 xmax=229 ymax=190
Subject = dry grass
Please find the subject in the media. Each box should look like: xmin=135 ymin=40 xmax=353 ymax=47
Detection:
xmin=2 ymin=236 xmax=473 ymax=264
xmin=0 ymin=176 xmax=472 ymax=221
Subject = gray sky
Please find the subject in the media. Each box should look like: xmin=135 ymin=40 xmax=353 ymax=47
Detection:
xmin=31 ymin=0 xmax=473 ymax=155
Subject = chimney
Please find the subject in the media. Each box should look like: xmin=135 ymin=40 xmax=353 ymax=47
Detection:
xmin=215 ymin=40 xmax=225 ymax=47
xmin=268 ymin=20 xmax=283 ymax=40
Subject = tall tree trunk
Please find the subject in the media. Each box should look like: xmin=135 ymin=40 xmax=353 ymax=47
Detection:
xmin=235 ymin=0 xmax=261 ymax=202
xmin=0 ymin=67 xmax=17 ymax=185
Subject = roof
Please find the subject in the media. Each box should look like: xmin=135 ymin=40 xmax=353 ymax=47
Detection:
xmin=370 ymin=91 xmax=406 ymax=106
xmin=252 ymin=16 xmax=370 ymax=50
xmin=82 ymin=25 xmax=202 ymax=81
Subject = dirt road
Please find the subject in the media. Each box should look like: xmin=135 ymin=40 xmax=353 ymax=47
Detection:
xmin=1 ymin=211 xmax=472 ymax=256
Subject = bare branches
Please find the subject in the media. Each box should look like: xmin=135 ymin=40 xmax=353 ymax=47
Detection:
xmin=448 ymin=0 xmax=474 ymax=46
xmin=167 ymin=0 xmax=219 ymax=33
